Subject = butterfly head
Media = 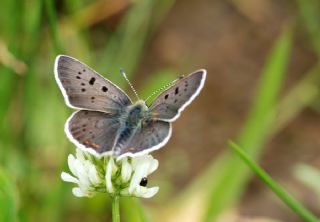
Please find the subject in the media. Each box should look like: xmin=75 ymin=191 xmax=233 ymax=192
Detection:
xmin=126 ymin=100 xmax=149 ymax=122
xmin=136 ymin=99 xmax=147 ymax=105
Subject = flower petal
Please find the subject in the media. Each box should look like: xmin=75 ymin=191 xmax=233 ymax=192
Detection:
xmin=148 ymin=159 xmax=158 ymax=174
xmin=129 ymin=167 xmax=144 ymax=193
xmin=110 ymin=158 xmax=118 ymax=175
xmin=105 ymin=158 xmax=114 ymax=193
xmin=61 ymin=172 xmax=79 ymax=184
xmin=87 ymin=163 xmax=99 ymax=185
xmin=68 ymin=154 xmax=77 ymax=176
xmin=72 ymin=187 xmax=87 ymax=197
xmin=76 ymin=160 xmax=90 ymax=189
xmin=121 ymin=158 xmax=132 ymax=183
xmin=132 ymin=155 xmax=151 ymax=169
xmin=132 ymin=186 xmax=159 ymax=198
xmin=76 ymin=148 xmax=86 ymax=161
xmin=141 ymin=186 xmax=159 ymax=198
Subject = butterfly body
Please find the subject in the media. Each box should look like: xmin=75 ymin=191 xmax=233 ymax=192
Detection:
xmin=55 ymin=55 xmax=206 ymax=159
xmin=115 ymin=100 xmax=149 ymax=154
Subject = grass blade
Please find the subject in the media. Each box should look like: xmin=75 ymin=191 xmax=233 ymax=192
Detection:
xmin=229 ymin=141 xmax=320 ymax=222
xmin=272 ymin=63 xmax=320 ymax=133
xmin=122 ymin=198 xmax=149 ymax=222
xmin=0 ymin=169 xmax=17 ymax=222
xmin=44 ymin=0 xmax=63 ymax=53
xmin=296 ymin=0 xmax=320 ymax=57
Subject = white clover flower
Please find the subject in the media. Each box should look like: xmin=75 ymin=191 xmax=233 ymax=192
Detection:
xmin=61 ymin=148 xmax=159 ymax=198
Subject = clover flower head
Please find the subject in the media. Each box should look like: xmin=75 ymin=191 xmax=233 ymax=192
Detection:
xmin=61 ymin=149 xmax=159 ymax=198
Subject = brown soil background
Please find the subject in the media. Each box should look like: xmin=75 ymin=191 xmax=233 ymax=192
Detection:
xmin=133 ymin=0 xmax=320 ymax=221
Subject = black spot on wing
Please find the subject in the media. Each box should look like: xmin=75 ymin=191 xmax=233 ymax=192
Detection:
xmin=175 ymin=87 xmax=179 ymax=95
xmin=102 ymin=86 xmax=108 ymax=92
xmin=89 ymin=77 xmax=96 ymax=85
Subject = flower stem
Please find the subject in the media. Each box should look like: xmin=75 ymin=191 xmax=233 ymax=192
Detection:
xmin=112 ymin=195 xmax=120 ymax=222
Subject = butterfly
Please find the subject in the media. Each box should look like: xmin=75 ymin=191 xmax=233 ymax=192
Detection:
xmin=54 ymin=55 xmax=206 ymax=159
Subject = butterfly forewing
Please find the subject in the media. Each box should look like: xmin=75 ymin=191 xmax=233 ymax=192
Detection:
xmin=55 ymin=55 xmax=132 ymax=113
xmin=149 ymin=69 xmax=206 ymax=121
xmin=66 ymin=110 xmax=121 ymax=154
xmin=116 ymin=120 xmax=172 ymax=157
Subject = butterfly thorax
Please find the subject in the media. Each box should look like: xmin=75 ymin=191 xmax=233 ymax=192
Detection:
xmin=125 ymin=100 xmax=149 ymax=125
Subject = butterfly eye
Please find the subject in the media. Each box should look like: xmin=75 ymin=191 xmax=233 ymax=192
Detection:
xmin=139 ymin=177 xmax=148 ymax=187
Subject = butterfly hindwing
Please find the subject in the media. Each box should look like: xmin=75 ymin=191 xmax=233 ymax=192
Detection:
xmin=116 ymin=120 xmax=172 ymax=157
xmin=55 ymin=55 xmax=132 ymax=113
xmin=149 ymin=69 xmax=206 ymax=122
xmin=66 ymin=110 xmax=121 ymax=154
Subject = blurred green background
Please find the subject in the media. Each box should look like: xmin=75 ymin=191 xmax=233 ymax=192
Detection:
xmin=1 ymin=0 xmax=320 ymax=221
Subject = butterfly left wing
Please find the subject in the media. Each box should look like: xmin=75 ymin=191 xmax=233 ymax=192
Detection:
xmin=116 ymin=120 xmax=172 ymax=158
xmin=55 ymin=55 xmax=132 ymax=114
xmin=66 ymin=110 xmax=121 ymax=154
xmin=149 ymin=69 xmax=206 ymax=122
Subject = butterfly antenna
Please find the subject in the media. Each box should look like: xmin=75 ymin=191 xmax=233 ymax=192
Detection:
xmin=120 ymin=69 xmax=140 ymax=101
xmin=144 ymin=76 xmax=182 ymax=103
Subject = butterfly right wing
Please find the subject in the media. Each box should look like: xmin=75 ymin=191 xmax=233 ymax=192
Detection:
xmin=55 ymin=55 xmax=132 ymax=114
xmin=149 ymin=69 xmax=206 ymax=122
xmin=66 ymin=110 xmax=121 ymax=154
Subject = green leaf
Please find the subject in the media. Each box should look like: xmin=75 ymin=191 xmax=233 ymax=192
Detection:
xmin=229 ymin=141 xmax=319 ymax=222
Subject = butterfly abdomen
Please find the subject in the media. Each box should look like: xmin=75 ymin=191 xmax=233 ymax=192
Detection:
xmin=114 ymin=102 xmax=147 ymax=152
xmin=116 ymin=124 xmax=135 ymax=147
